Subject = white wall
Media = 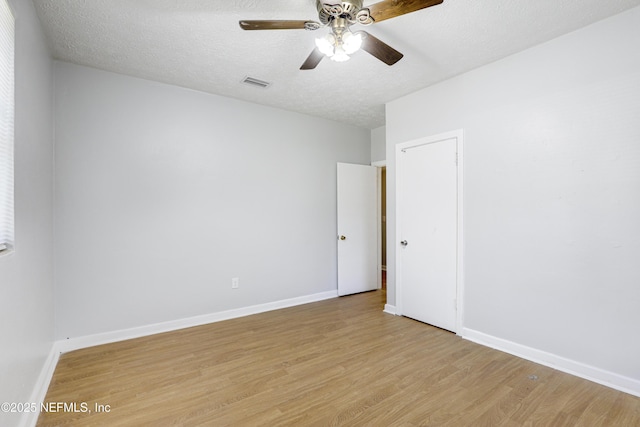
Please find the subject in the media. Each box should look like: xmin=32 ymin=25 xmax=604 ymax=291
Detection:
xmin=0 ymin=0 xmax=54 ymax=425
xmin=387 ymin=7 xmax=640 ymax=389
xmin=54 ymin=62 xmax=370 ymax=340
xmin=370 ymin=126 xmax=386 ymax=163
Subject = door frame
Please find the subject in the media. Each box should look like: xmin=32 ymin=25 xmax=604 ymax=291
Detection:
xmin=395 ymin=129 xmax=465 ymax=334
xmin=372 ymin=160 xmax=387 ymax=291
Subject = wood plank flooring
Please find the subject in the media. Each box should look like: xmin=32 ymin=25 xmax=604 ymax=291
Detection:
xmin=38 ymin=290 xmax=640 ymax=426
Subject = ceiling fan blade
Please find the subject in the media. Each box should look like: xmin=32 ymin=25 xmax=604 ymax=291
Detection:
xmin=239 ymin=20 xmax=313 ymax=30
xmin=368 ymin=0 xmax=443 ymax=23
xmin=360 ymin=32 xmax=403 ymax=66
xmin=300 ymin=48 xmax=324 ymax=70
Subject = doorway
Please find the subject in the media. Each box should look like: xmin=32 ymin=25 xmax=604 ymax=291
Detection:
xmin=371 ymin=161 xmax=387 ymax=293
xmin=336 ymin=163 xmax=377 ymax=296
xmin=335 ymin=161 xmax=388 ymax=304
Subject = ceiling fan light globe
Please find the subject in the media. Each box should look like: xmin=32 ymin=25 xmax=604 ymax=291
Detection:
xmin=342 ymin=31 xmax=363 ymax=55
xmin=315 ymin=34 xmax=336 ymax=57
xmin=331 ymin=46 xmax=350 ymax=62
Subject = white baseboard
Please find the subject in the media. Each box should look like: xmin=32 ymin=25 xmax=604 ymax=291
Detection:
xmin=383 ymin=304 xmax=397 ymax=315
xmin=462 ymin=327 xmax=640 ymax=398
xmin=21 ymin=345 xmax=61 ymax=427
xmin=56 ymin=290 xmax=338 ymax=353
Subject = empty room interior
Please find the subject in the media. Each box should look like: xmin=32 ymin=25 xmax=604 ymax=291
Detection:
xmin=1 ymin=0 xmax=640 ymax=425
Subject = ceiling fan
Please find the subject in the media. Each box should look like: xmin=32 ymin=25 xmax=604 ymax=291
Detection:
xmin=239 ymin=0 xmax=443 ymax=70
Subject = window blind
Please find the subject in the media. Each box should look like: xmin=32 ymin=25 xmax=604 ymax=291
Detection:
xmin=0 ymin=0 xmax=14 ymax=253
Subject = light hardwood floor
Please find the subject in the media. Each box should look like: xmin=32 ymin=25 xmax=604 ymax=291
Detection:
xmin=38 ymin=290 xmax=640 ymax=426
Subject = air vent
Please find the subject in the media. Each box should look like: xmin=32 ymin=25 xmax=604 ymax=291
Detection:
xmin=241 ymin=76 xmax=271 ymax=89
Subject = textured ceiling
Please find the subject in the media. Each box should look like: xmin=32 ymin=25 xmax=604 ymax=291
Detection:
xmin=33 ymin=0 xmax=640 ymax=129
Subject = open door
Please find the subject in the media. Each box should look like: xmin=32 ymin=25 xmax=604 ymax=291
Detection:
xmin=337 ymin=163 xmax=377 ymax=296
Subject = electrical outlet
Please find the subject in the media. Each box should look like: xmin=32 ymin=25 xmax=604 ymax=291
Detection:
xmin=232 ymin=277 xmax=239 ymax=289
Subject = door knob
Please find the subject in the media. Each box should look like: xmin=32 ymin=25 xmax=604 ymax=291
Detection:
xmin=400 ymin=240 xmax=408 ymax=246
xmin=339 ymin=235 xmax=347 ymax=241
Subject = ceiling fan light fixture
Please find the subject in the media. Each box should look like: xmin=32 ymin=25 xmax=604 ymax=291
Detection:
xmin=331 ymin=45 xmax=350 ymax=62
xmin=316 ymin=25 xmax=362 ymax=63
xmin=315 ymin=33 xmax=336 ymax=57
xmin=342 ymin=30 xmax=363 ymax=55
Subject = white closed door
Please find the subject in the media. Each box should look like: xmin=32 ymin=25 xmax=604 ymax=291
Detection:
xmin=337 ymin=162 xmax=377 ymax=296
xmin=399 ymin=137 xmax=458 ymax=332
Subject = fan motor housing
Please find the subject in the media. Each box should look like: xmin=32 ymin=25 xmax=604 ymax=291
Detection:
xmin=316 ymin=0 xmax=364 ymax=25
